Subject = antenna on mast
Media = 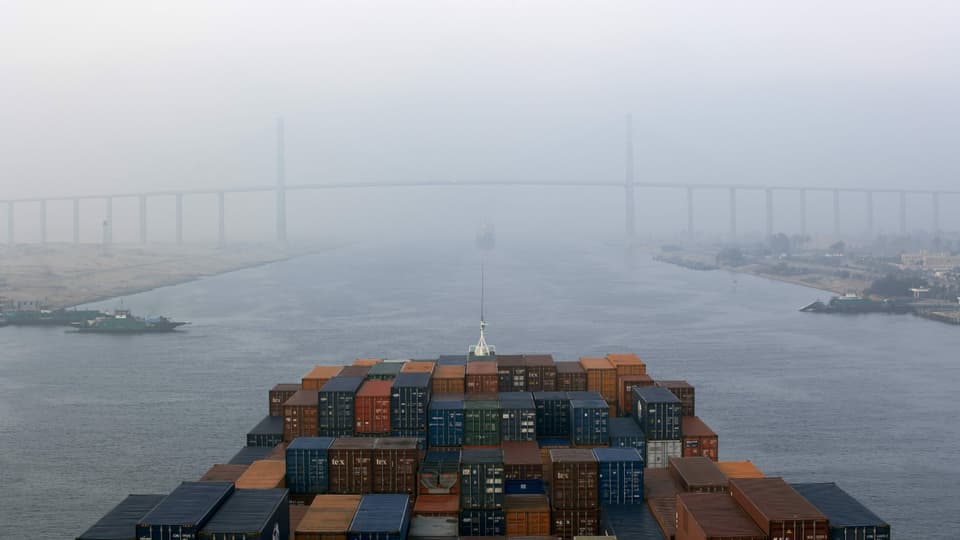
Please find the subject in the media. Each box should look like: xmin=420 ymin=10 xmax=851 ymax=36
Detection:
xmin=469 ymin=264 xmax=495 ymax=357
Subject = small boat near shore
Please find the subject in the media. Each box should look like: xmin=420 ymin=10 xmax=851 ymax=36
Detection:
xmin=71 ymin=309 xmax=188 ymax=334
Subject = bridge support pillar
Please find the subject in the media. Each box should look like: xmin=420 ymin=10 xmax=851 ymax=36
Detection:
xmin=40 ymin=199 xmax=47 ymax=244
xmin=623 ymin=115 xmax=635 ymax=242
xmin=218 ymin=191 xmax=225 ymax=245
xmin=899 ymin=191 xmax=907 ymax=235
xmin=7 ymin=201 xmax=14 ymax=245
xmin=276 ymin=118 xmax=287 ymax=244
xmin=139 ymin=195 xmax=147 ymax=244
xmin=176 ymin=194 xmax=183 ymax=245
xmin=73 ymin=198 xmax=80 ymax=243
xmin=932 ymin=192 xmax=940 ymax=235
xmin=833 ymin=189 xmax=840 ymax=236
xmin=799 ymin=189 xmax=807 ymax=237
xmin=728 ymin=187 xmax=737 ymax=240
xmin=765 ymin=188 xmax=773 ymax=238
xmin=686 ymin=187 xmax=694 ymax=238
xmin=105 ymin=197 xmax=113 ymax=245
xmin=866 ymin=191 xmax=874 ymax=237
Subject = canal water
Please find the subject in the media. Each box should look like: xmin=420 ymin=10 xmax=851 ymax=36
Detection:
xmin=0 ymin=240 xmax=956 ymax=537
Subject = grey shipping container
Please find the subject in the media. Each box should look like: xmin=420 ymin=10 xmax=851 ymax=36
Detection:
xmin=318 ymin=376 xmax=364 ymax=436
xmin=499 ymin=392 xmax=536 ymax=442
xmin=246 ymin=415 xmax=284 ymax=447
xmin=460 ymin=449 xmax=505 ymax=510
xmin=199 ymin=488 xmax=289 ymax=540
xmin=633 ymin=387 xmax=681 ymax=441
xmin=367 ymin=362 xmax=404 ymax=380
xmin=791 ymin=482 xmax=891 ymax=540
xmin=136 ymin=482 xmax=234 ymax=540
xmin=77 ymin=494 xmax=165 ymax=540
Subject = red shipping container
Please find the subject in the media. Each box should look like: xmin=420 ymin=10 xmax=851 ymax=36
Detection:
xmin=646 ymin=467 xmax=682 ymax=499
xmin=505 ymin=494 xmax=551 ymax=536
xmin=401 ymin=360 xmax=436 ymax=374
xmin=338 ymin=365 xmax=371 ymax=378
xmin=648 ymin=496 xmax=678 ymax=540
xmin=524 ymin=354 xmax=556 ymax=392
xmin=502 ymin=441 xmax=543 ymax=481
xmin=465 ymin=361 xmax=499 ymax=393
xmin=432 ymin=365 xmax=465 ymax=394
xmin=578 ymin=357 xmax=617 ymax=403
xmin=328 ymin=437 xmax=375 ymax=494
xmin=269 ymin=383 xmax=300 ymax=417
xmin=354 ymin=380 xmax=392 ymax=434
xmin=554 ymin=362 xmax=587 ymax=392
xmin=372 ymin=437 xmax=419 ymax=495
xmin=617 ymin=374 xmax=654 ymax=416
xmin=282 ymin=390 xmax=320 ymax=441
xmin=681 ymin=416 xmax=718 ymax=461
xmin=413 ymin=494 xmax=459 ymax=517
xmin=730 ymin=477 xmax=829 ymax=540
xmin=549 ymin=449 xmax=598 ymax=510
xmin=668 ymin=456 xmax=728 ymax=493
xmin=658 ymin=380 xmax=696 ymax=417
xmin=676 ymin=492 xmax=766 ymax=540
xmin=301 ymin=366 xmax=343 ymax=391
xmin=551 ymin=508 xmax=599 ymax=539
xmin=606 ymin=352 xmax=647 ymax=376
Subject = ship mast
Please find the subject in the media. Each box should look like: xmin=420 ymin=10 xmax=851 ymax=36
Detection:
xmin=471 ymin=265 xmax=494 ymax=356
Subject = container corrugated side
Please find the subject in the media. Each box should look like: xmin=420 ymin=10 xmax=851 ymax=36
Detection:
xmin=269 ymin=383 xmax=300 ymax=417
xmin=247 ymin=415 xmax=284 ymax=447
xmin=463 ymin=398 xmax=500 ymax=446
xmin=634 ymin=387 xmax=682 ymax=441
xmin=198 ymin=488 xmax=289 ymax=540
xmin=523 ymin=354 xmax=556 ymax=392
xmin=534 ymin=392 xmax=570 ymax=438
xmin=428 ymin=397 xmax=465 ymax=447
xmin=729 ymin=477 xmax=829 ymax=540
xmin=593 ymin=448 xmax=644 ymax=505
xmin=460 ymin=449 xmax=505 ymax=510
xmin=285 ymin=437 xmax=336 ymax=494
xmin=497 ymin=355 xmax=527 ymax=392
xmin=549 ymin=449 xmax=598 ymax=511
xmin=372 ymin=437 xmax=419 ymax=495
xmin=78 ymin=494 xmax=165 ymax=540
xmin=318 ymin=376 xmax=364 ymax=437
xmin=568 ymin=399 xmax=609 ymax=446
xmin=282 ymin=390 xmax=321 ymax=442
xmin=578 ymin=357 xmax=617 ymax=403
xmin=680 ymin=416 xmax=718 ymax=461
xmin=354 ymin=380 xmax=393 ymax=434
xmin=295 ymin=494 xmax=361 ymax=540
xmin=555 ymin=361 xmax=587 ymax=392
xmin=348 ymin=494 xmax=412 ymax=540
xmin=600 ymin=502 xmax=666 ymax=540
xmin=329 ymin=437 xmax=375 ymax=494
xmin=391 ymin=373 xmax=432 ymax=433
xmin=646 ymin=440 xmax=682 ymax=469
xmin=675 ymin=492 xmax=766 ymax=540
xmin=551 ymin=508 xmax=599 ymax=539
xmin=504 ymin=494 xmax=551 ymax=536
xmin=500 ymin=392 xmax=536 ymax=442
xmin=668 ymin=456 xmax=727 ymax=493
xmin=656 ymin=380 xmax=695 ymax=417
xmin=136 ymin=482 xmax=234 ymax=540
xmin=458 ymin=509 xmax=506 ymax=536
xmin=607 ymin=417 xmax=646 ymax=464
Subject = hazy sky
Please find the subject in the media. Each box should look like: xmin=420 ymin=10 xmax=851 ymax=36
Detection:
xmin=1 ymin=1 xmax=958 ymax=240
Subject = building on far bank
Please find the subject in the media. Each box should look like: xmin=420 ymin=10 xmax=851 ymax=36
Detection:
xmin=901 ymin=251 xmax=960 ymax=272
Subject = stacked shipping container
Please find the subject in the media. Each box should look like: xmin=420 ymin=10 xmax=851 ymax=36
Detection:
xmin=459 ymin=448 xmax=506 ymax=535
xmin=634 ymin=386 xmax=682 ymax=468
xmin=550 ymin=449 xmax=599 ymax=538
xmin=318 ymin=376 xmax=364 ymax=437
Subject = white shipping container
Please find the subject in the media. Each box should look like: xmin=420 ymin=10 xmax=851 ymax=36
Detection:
xmin=645 ymin=440 xmax=681 ymax=468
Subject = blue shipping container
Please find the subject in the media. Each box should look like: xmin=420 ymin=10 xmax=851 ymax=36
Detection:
xmin=600 ymin=502 xmax=665 ymax=540
xmin=246 ymin=415 xmax=284 ymax=447
xmin=428 ymin=398 xmax=465 ymax=447
xmin=458 ymin=509 xmax=505 ymax=536
xmin=285 ymin=437 xmax=336 ymax=494
xmin=593 ymin=448 xmax=644 ymax=504
xmin=199 ymin=489 xmax=289 ymax=540
xmin=437 ymin=354 xmax=468 ymax=365
xmin=136 ymin=482 xmax=234 ymax=540
xmin=569 ymin=399 xmax=609 ymax=445
xmin=460 ymin=449 xmax=505 ymax=510
xmin=505 ymin=479 xmax=545 ymax=494
xmin=228 ymin=446 xmax=274 ymax=465
xmin=499 ymin=392 xmax=536 ymax=442
xmin=633 ymin=386 xmax=681 ymax=440
xmin=348 ymin=494 xmax=412 ymax=540
xmin=318 ymin=376 xmax=364 ymax=436
xmin=78 ymin=494 xmax=165 ymax=540
xmin=791 ymin=483 xmax=891 ymax=540
xmin=565 ymin=391 xmax=605 ymax=401
xmin=607 ymin=417 xmax=647 ymax=464
xmin=391 ymin=373 xmax=431 ymax=432
xmin=533 ymin=392 xmax=570 ymax=437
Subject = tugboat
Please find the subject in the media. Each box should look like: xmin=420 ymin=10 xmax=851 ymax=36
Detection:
xmin=71 ymin=309 xmax=188 ymax=333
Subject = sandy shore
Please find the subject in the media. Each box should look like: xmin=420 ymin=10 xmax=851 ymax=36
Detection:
xmin=0 ymin=242 xmax=336 ymax=308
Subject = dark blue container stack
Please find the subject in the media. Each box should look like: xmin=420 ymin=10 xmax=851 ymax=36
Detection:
xmin=246 ymin=415 xmax=283 ymax=447
xmin=428 ymin=396 xmax=465 ymax=447
xmin=136 ymin=482 xmax=234 ymax=539
xmin=318 ymin=376 xmax=364 ymax=436
xmin=566 ymin=390 xmax=605 ymax=401
xmin=77 ymin=494 xmax=165 ymax=540
xmin=600 ymin=502 xmax=666 ymax=539
xmin=348 ymin=494 xmax=412 ymax=540
xmin=593 ymin=447 xmax=645 ymax=505
xmin=198 ymin=489 xmax=289 ymax=540
xmin=791 ymin=482 xmax=891 ymax=540
xmin=437 ymin=354 xmax=467 ymax=365
xmin=633 ymin=386 xmax=682 ymax=440
xmin=499 ymin=392 xmax=536 ymax=442
xmin=459 ymin=448 xmax=505 ymax=536
xmin=569 ymin=398 xmax=610 ymax=445
xmin=228 ymin=446 xmax=274 ymax=465
xmin=607 ymin=417 xmax=647 ymax=464
xmin=391 ymin=373 xmax=431 ymax=441
xmin=533 ymin=391 xmax=570 ymax=437
xmin=285 ymin=437 xmax=336 ymax=494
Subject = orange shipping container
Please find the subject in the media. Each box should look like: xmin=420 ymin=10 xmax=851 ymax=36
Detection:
xmin=354 ymin=380 xmax=392 ymax=434
xmin=431 ymin=365 xmax=465 ymax=394
xmin=505 ymin=494 xmax=551 ymax=536
xmin=236 ymin=459 xmax=286 ymax=489
xmin=401 ymin=361 xmax=436 ymax=374
xmin=283 ymin=390 xmax=320 ymax=441
xmin=606 ymin=352 xmax=647 ymax=377
xmin=578 ymin=357 xmax=617 ymax=403
xmin=716 ymin=461 xmax=764 ymax=479
xmin=353 ymin=358 xmax=383 ymax=366
xmin=413 ymin=494 xmax=459 ymax=517
xmin=681 ymin=416 xmax=718 ymax=461
xmin=617 ymin=374 xmax=654 ymax=416
xmin=301 ymin=366 xmax=343 ymax=391
xmin=465 ymin=361 xmax=499 ymax=393
xmin=199 ymin=464 xmax=248 ymax=483
xmin=296 ymin=494 xmax=362 ymax=540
